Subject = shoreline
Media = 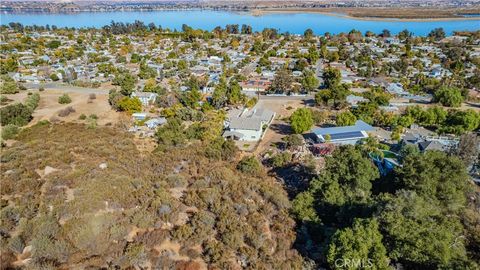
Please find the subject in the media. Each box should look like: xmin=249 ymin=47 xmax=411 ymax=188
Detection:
xmin=250 ymin=8 xmax=480 ymax=22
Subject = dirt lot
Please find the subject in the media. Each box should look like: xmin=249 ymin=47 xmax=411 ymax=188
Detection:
xmin=253 ymin=97 xmax=312 ymax=154
xmin=3 ymin=89 xmax=124 ymax=126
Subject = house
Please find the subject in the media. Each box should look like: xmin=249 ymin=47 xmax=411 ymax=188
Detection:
xmin=346 ymin=95 xmax=368 ymax=106
xmin=132 ymin=113 xmax=147 ymax=121
xmin=429 ymin=67 xmax=452 ymax=78
xmin=240 ymin=78 xmax=272 ymax=92
xmin=312 ymin=120 xmax=374 ymax=144
xmin=223 ymin=107 xmax=275 ymax=141
xmin=145 ymin=117 xmax=167 ymax=129
xmin=386 ymin=83 xmax=407 ymax=96
xmin=401 ymin=132 xmax=459 ymax=152
xmin=224 ymin=118 xmax=264 ymax=141
xmin=131 ymin=91 xmax=158 ymax=106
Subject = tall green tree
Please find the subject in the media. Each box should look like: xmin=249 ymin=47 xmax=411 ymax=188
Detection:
xmin=270 ymin=68 xmax=293 ymax=94
xmin=378 ymin=191 xmax=468 ymax=269
xmin=323 ymin=67 xmax=341 ymax=89
xmin=226 ymin=80 xmax=244 ymax=105
xmin=114 ymin=71 xmax=136 ymax=96
xmin=327 ymin=219 xmax=390 ymax=270
xmin=290 ymin=108 xmax=313 ymax=134
xmin=336 ymin=111 xmax=357 ymax=126
xmin=211 ymin=78 xmax=228 ymax=109
xmin=434 ymin=86 xmax=464 ymax=107
xmin=301 ymin=70 xmax=319 ymax=92
xmin=394 ymin=150 xmax=469 ymax=211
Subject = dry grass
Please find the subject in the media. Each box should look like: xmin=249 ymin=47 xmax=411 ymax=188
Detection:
xmin=0 ymin=123 xmax=303 ymax=269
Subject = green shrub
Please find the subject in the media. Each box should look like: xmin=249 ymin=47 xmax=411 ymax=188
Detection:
xmin=237 ymin=156 xmax=261 ymax=175
xmin=0 ymin=95 xmax=10 ymax=105
xmin=25 ymin=93 xmax=40 ymax=110
xmin=50 ymin=73 xmax=59 ymax=81
xmin=118 ymin=97 xmax=142 ymax=114
xmin=78 ymin=114 xmax=87 ymax=120
xmin=1 ymin=125 xmax=19 ymax=140
xmin=58 ymin=94 xmax=72 ymax=104
xmin=0 ymin=76 xmax=19 ymax=94
xmin=0 ymin=103 xmax=33 ymax=126
xmin=271 ymin=152 xmax=293 ymax=167
xmin=86 ymin=117 xmax=97 ymax=129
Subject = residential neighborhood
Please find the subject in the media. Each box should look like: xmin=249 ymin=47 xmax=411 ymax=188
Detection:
xmin=1 ymin=19 xmax=480 ymax=270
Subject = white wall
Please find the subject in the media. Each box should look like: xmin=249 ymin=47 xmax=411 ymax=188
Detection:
xmin=230 ymin=128 xmax=262 ymax=141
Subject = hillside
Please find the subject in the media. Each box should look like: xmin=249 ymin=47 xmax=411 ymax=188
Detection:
xmin=0 ymin=122 xmax=303 ymax=269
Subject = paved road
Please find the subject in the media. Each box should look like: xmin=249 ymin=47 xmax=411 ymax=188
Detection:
xmin=25 ymin=83 xmax=110 ymax=94
xmin=259 ymin=94 xmax=314 ymax=101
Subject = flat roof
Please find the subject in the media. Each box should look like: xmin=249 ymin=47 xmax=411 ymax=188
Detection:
xmin=313 ymin=120 xmax=374 ymax=136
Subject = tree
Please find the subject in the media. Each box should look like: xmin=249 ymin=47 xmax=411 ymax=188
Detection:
xmin=0 ymin=75 xmax=19 ymax=94
xmin=428 ymin=28 xmax=446 ymax=41
xmin=395 ymin=150 xmax=469 ymax=211
xmin=327 ymin=219 xmax=390 ymax=270
xmin=336 ymin=111 xmax=357 ymax=126
xmin=434 ymin=86 xmax=464 ymax=107
xmin=241 ymin=24 xmax=252 ymax=34
xmin=0 ymin=103 xmax=33 ymax=126
xmin=114 ymin=72 xmax=136 ymax=96
xmin=270 ymin=68 xmax=293 ymax=94
xmin=378 ymin=191 xmax=468 ymax=269
xmin=50 ymin=73 xmax=59 ymax=81
xmin=293 ymin=145 xmax=379 ymax=225
xmin=155 ymin=117 xmax=186 ymax=146
xmin=143 ymin=78 xmax=157 ymax=92
xmin=138 ymin=62 xmax=157 ymax=79
xmin=0 ymin=57 xmax=18 ymax=74
xmin=226 ymin=80 xmax=244 ymax=105
xmin=323 ymin=67 xmax=341 ymax=89
xmin=118 ymin=97 xmax=142 ymax=114
xmin=46 ymin=40 xmax=61 ymax=49
xmin=441 ymin=109 xmax=480 ymax=134
xmin=301 ymin=70 xmax=319 ymax=92
xmin=290 ymin=108 xmax=313 ymax=134
xmin=181 ymin=88 xmax=201 ymax=108
xmin=452 ymin=133 xmax=479 ymax=167
xmin=381 ymin=29 xmax=391 ymax=38
xmin=304 ymin=28 xmax=314 ymax=39
xmin=283 ymin=134 xmax=304 ymax=150
xmin=211 ymin=78 xmax=228 ymax=109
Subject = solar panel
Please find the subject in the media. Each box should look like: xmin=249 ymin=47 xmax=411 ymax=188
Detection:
xmin=328 ymin=131 xmax=365 ymax=141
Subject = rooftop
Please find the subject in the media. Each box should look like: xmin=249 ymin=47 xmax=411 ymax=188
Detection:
xmin=313 ymin=120 xmax=374 ymax=136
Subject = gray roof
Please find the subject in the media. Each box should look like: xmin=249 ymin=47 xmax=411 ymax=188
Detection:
xmin=249 ymin=108 xmax=275 ymax=123
xmin=418 ymin=141 xmax=445 ymax=152
xmin=313 ymin=120 xmax=374 ymax=136
xmin=229 ymin=117 xmax=263 ymax=130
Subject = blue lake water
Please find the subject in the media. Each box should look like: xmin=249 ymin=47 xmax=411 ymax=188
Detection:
xmin=1 ymin=10 xmax=479 ymax=36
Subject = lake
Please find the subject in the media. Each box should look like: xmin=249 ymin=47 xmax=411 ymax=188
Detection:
xmin=1 ymin=10 xmax=479 ymax=36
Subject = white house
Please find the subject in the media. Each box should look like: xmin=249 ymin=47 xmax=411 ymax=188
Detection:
xmin=131 ymin=91 xmax=158 ymax=106
xmin=223 ymin=107 xmax=275 ymax=141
